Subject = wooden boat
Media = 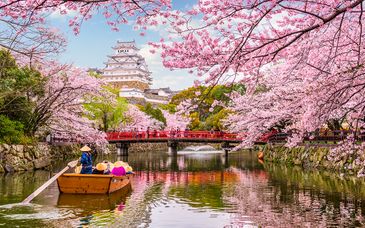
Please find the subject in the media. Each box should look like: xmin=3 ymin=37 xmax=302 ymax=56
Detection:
xmin=57 ymin=174 xmax=131 ymax=194
xmin=57 ymin=185 xmax=131 ymax=213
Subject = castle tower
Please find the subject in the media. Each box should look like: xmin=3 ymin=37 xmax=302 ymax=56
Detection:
xmin=102 ymin=40 xmax=152 ymax=98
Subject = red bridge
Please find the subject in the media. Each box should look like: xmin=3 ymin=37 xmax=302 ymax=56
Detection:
xmin=106 ymin=130 xmax=242 ymax=143
xmin=106 ymin=130 xmax=248 ymax=156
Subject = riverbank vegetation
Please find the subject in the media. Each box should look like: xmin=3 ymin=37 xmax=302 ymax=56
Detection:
xmin=0 ymin=51 xmax=45 ymax=144
xmin=0 ymin=50 xmax=106 ymax=144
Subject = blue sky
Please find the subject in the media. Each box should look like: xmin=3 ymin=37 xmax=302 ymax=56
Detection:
xmin=48 ymin=1 xmax=197 ymax=90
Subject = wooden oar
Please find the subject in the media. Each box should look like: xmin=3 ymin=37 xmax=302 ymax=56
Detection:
xmin=22 ymin=160 xmax=79 ymax=204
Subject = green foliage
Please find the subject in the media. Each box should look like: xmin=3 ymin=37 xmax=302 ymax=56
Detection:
xmin=159 ymin=103 xmax=176 ymax=113
xmin=205 ymin=109 xmax=232 ymax=130
xmin=189 ymin=112 xmax=203 ymax=130
xmin=0 ymin=115 xmax=25 ymax=144
xmin=170 ymin=84 xmax=245 ymax=130
xmin=83 ymin=86 xmax=128 ymax=131
xmin=138 ymin=103 xmax=166 ymax=125
xmin=0 ymin=51 xmax=45 ymax=99
xmin=170 ymin=84 xmax=245 ymax=107
xmin=0 ymin=50 xmax=46 ymax=142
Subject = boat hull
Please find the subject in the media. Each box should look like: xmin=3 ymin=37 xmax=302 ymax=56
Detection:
xmin=57 ymin=174 xmax=131 ymax=194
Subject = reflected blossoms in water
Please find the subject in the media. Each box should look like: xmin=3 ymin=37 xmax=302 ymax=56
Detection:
xmin=2 ymin=151 xmax=365 ymax=227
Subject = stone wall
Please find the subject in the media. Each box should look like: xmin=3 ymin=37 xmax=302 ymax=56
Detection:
xmin=0 ymin=143 xmax=81 ymax=173
xmin=111 ymin=81 xmax=149 ymax=91
xmin=50 ymin=144 xmax=83 ymax=158
xmin=261 ymin=144 xmax=365 ymax=176
xmin=108 ymin=143 xmax=168 ymax=153
xmin=144 ymin=93 xmax=169 ymax=102
xmin=129 ymin=143 xmax=167 ymax=152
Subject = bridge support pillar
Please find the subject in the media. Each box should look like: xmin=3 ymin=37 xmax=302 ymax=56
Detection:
xmin=116 ymin=143 xmax=130 ymax=156
xmin=222 ymin=142 xmax=231 ymax=157
xmin=167 ymin=141 xmax=178 ymax=156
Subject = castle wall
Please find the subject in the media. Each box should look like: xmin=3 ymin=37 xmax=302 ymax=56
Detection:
xmin=111 ymin=81 xmax=150 ymax=91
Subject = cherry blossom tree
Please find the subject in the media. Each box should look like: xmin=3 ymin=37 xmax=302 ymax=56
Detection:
xmin=152 ymin=0 xmax=365 ymax=148
xmin=0 ymin=0 xmax=171 ymax=34
xmin=0 ymin=15 xmax=66 ymax=62
xmin=0 ymin=0 xmax=172 ymax=144
xmin=120 ymin=104 xmax=163 ymax=131
xmin=161 ymin=109 xmax=189 ymax=130
xmin=32 ymin=62 xmax=107 ymax=145
xmin=0 ymin=0 xmax=170 ymax=61
xmin=3 ymin=0 xmax=365 ymax=148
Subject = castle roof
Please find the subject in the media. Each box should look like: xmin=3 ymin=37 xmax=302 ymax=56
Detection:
xmin=145 ymin=87 xmax=174 ymax=94
xmin=112 ymin=40 xmax=139 ymax=50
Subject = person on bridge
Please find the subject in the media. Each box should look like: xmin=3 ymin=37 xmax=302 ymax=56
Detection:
xmin=146 ymin=127 xmax=150 ymax=139
xmin=132 ymin=128 xmax=137 ymax=138
xmin=184 ymin=128 xmax=189 ymax=137
xmin=170 ymin=128 xmax=176 ymax=138
xmin=80 ymin=145 xmax=93 ymax=174
xmin=176 ymin=127 xmax=180 ymax=137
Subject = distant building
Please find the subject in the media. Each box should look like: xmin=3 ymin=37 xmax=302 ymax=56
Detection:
xmin=100 ymin=40 xmax=175 ymax=104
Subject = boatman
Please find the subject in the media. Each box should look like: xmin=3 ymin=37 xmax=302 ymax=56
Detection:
xmin=80 ymin=145 xmax=93 ymax=174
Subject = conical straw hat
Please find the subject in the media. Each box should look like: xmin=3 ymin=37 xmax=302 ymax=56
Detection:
xmin=103 ymin=161 xmax=114 ymax=170
xmin=126 ymin=165 xmax=133 ymax=172
xmin=80 ymin=145 xmax=91 ymax=151
xmin=114 ymin=161 xmax=126 ymax=168
xmin=96 ymin=163 xmax=107 ymax=171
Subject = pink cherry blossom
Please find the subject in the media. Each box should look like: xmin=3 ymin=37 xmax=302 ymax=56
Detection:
xmin=3 ymin=0 xmax=365 ymax=152
xmin=120 ymin=105 xmax=163 ymax=131
xmin=161 ymin=110 xmax=189 ymax=130
xmin=35 ymin=62 xmax=107 ymax=145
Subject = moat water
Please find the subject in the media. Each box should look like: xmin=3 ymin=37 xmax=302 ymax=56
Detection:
xmin=1 ymin=150 xmax=365 ymax=227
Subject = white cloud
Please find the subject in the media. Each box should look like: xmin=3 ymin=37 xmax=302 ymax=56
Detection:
xmin=49 ymin=7 xmax=78 ymax=21
xmin=139 ymin=44 xmax=195 ymax=90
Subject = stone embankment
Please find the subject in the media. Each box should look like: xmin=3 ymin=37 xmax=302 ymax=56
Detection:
xmin=0 ymin=143 xmax=80 ymax=173
xmin=130 ymin=143 xmax=167 ymax=152
xmin=1 ymin=142 xmax=222 ymax=173
xmin=262 ymin=144 xmax=365 ymax=176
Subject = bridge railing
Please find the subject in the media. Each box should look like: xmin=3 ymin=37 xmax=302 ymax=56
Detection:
xmin=106 ymin=130 xmax=241 ymax=141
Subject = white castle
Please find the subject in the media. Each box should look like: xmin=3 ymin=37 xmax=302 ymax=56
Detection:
xmin=101 ymin=40 xmax=175 ymax=104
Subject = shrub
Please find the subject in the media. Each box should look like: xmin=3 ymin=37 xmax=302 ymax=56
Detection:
xmin=0 ymin=115 xmax=25 ymax=144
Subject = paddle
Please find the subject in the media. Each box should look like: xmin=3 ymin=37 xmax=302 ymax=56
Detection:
xmin=22 ymin=160 xmax=79 ymax=204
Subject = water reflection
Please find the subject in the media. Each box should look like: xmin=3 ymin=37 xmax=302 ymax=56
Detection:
xmin=0 ymin=170 xmax=51 ymax=205
xmin=2 ymin=151 xmax=365 ymax=227
xmin=57 ymin=187 xmax=131 ymax=215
